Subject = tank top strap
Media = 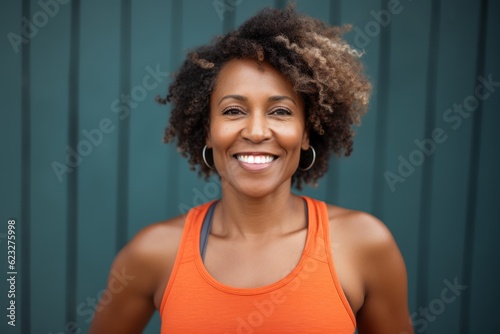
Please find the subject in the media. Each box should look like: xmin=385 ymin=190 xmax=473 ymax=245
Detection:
xmin=159 ymin=201 xmax=215 ymax=314
xmin=301 ymin=196 xmax=329 ymax=263
xmin=302 ymin=196 xmax=356 ymax=326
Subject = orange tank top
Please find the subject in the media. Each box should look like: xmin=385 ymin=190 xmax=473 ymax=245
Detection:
xmin=160 ymin=196 xmax=356 ymax=333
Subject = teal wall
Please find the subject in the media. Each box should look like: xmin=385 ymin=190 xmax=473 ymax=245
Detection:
xmin=1 ymin=0 xmax=499 ymax=333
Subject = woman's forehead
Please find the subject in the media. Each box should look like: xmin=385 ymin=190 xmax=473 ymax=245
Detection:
xmin=211 ymin=58 xmax=300 ymax=101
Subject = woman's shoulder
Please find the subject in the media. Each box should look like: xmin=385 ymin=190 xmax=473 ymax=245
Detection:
xmin=325 ymin=203 xmax=396 ymax=250
xmin=325 ymin=202 xmax=406 ymax=290
xmin=122 ymin=214 xmax=186 ymax=269
xmin=131 ymin=215 xmax=185 ymax=247
xmin=112 ymin=214 xmax=187 ymax=308
xmin=324 ymin=202 xmax=405 ymax=282
xmin=112 ymin=215 xmax=185 ymax=288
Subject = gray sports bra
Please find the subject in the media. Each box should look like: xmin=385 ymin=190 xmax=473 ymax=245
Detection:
xmin=200 ymin=201 xmax=217 ymax=261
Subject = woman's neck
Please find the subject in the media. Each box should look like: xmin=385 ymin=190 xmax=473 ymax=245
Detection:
xmin=213 ymin=185 xmax=306 ymax=240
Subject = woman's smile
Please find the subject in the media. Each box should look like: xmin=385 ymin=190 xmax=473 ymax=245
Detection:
xmin=234 ymin=152 xmax=277 ymax=172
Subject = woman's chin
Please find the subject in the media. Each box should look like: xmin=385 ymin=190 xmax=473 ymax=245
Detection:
xmin=222 ymin=177 xmax=292 ymax=200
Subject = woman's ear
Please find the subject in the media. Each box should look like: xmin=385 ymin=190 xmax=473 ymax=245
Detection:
xmin=206 ymin=131 xmax=212 ymax=148
xmin=301 ymin=99 xmax=310 ymax=150
xmin=301 ymin=130 xmax=310 ymax=150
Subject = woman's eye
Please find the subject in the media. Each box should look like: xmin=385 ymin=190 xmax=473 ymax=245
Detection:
xmin=271 ymin=108 xmax=292 ymax=116
xmin=222 ymin=108 xmax=244 ymax=115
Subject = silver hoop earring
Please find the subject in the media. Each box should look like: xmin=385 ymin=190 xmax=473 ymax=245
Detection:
xmin=202 ymin=145 xmax=214 ymax=169
xmin=299 ymin=146 xmax=316 ymax=172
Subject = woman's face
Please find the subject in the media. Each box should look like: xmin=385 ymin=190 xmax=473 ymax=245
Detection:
xmin=208 ymin=58 xmax=309 ymax=198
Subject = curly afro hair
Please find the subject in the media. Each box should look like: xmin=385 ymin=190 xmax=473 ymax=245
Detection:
xmin=157 ymin=4 xmax=372 ymax=189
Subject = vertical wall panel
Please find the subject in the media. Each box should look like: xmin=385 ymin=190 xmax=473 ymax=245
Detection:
xmin=414 ymin=0 xmax=441 ymax=328
xmin=0 ymin=0 xmax=22 ymax=230
xmin=0 ymin=2 xmax=23 ymax=334
xmin=128 ymin=0 xmax=174 ymax=332
xmin=115 ymin=0 xmax=132 ymax=253
xmin=28 ymin=0 xmax=72 ymax=330
xmin=72 ymin=1 xmax=122 ymax=333
xmin=378 ymin=0 xmax=433 ymax=312
xmin=163 ymin=0 xmax=183 ymax=221
xmin=425 ymin=1 xmax=481 ymax=333
xmin=20 ymin=1 xmax=31 ymax=331
xmin=128 ymin=0 xmax=172 ymax=239
xmin=64 ymin=0 xmax=80 ymax=327
xmin=469 ymin=0 xmax=500 ymax=332
xmin=335 ymin=0 xmax=380 ymax=213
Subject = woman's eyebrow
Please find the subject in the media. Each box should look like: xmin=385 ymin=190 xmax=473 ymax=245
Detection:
xmin=268 ymin=95 xmax=297 ymax=106
xmin=218 ymin=94 xmax=297 ymax=106
xmin=218 ymin=94 xmax=247 ymax=105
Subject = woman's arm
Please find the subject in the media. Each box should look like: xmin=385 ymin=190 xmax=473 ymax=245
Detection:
xmin=355 ymin=215 xmax=413 ymax=334
xmin=88 ymin=243 xmax=156 ymax=333
xmin=89 ymin=219 xmax=183 ymax=334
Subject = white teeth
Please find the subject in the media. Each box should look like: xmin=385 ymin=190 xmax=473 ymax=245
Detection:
xmin=237 ymin=155 xmax=275 ymax=164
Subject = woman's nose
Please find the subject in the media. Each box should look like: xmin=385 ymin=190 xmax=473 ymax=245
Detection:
xmin=241 ymin=112 xmax=271 ymax=143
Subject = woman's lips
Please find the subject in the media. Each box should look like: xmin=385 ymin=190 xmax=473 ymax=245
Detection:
xmin=234 ymin=153 xmax=277 ymax=171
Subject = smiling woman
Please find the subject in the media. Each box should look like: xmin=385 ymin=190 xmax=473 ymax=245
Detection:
xmin=90 ymin=5 xmax=413 ymax=334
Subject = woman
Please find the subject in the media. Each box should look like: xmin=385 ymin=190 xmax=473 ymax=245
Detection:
xmin=90 ymin=6 xmax=412 ymax=333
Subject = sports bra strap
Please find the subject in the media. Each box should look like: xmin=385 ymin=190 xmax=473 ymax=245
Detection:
xmin=200 ymin=201 xmax=217 ymax=261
